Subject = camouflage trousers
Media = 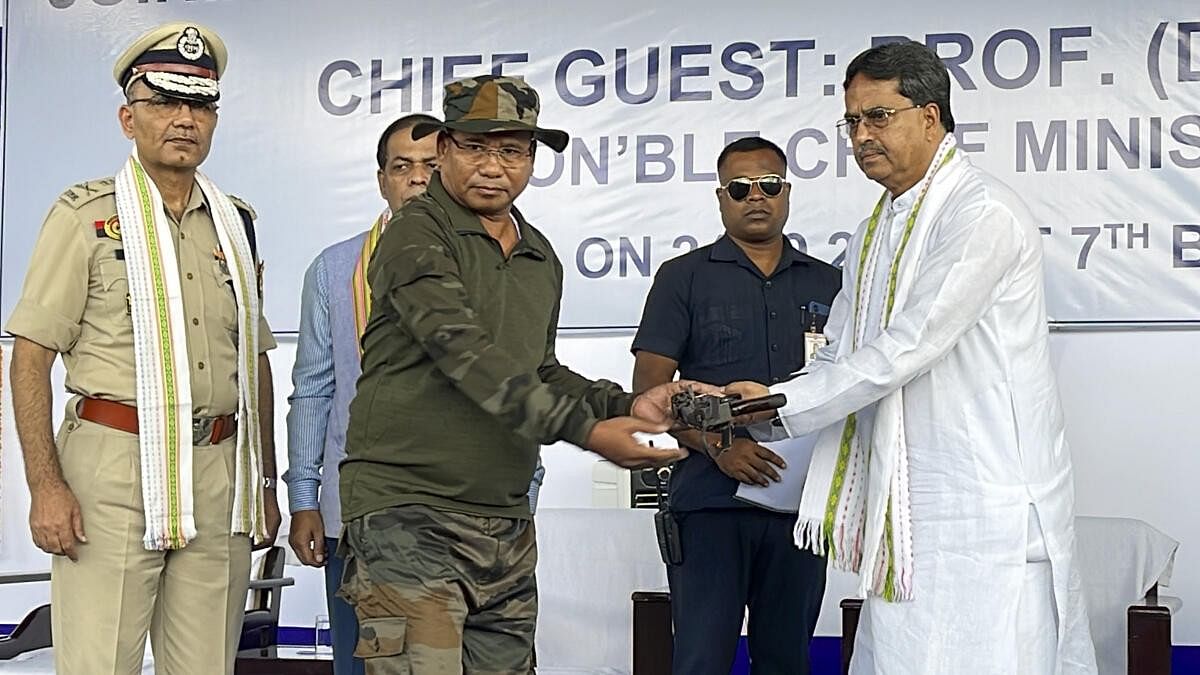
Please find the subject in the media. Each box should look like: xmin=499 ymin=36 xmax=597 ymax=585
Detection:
xmin=339 ymin=504 xmax=537 ymax=674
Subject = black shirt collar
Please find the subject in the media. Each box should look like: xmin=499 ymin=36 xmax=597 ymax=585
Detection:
xmin=708 ymin=233 xmax=809 ymax=276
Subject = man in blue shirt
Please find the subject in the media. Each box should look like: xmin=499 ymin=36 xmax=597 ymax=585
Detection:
xmin=632 ymin=137 xmax=841 ymax=674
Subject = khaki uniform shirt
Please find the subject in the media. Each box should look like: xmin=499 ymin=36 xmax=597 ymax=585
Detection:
xmin=5 ymin=177 xmax=276 ymax=417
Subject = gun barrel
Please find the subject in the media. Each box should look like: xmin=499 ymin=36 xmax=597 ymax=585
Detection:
xmin=728 ymin=393 xmax=787 ymax=416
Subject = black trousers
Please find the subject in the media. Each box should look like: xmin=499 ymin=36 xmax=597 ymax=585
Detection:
xmin=667 ymin=508 xmax=826 ymax=675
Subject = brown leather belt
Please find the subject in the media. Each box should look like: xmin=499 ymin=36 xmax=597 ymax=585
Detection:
xmin=78 ymin=397 xmax=237 ymax=446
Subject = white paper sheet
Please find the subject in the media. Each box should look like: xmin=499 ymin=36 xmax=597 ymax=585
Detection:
xmin=733 ymin=433 xmax=820 ymax=513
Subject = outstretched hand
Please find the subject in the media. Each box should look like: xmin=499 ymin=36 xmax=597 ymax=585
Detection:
xmin=630 ymin=379 xmax=725 ymax=426
xmin=723 ymin=380 xmax=778 ymax=424
xmin=585 ymin=416 xmax=689 ymax=469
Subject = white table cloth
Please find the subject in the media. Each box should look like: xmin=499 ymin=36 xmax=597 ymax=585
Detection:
xmin=532 ymin=509 xmax=1179 ymax=674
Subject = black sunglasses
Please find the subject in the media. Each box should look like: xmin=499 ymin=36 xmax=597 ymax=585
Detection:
xmin=720 ymin=174 xmax=786 ymax=201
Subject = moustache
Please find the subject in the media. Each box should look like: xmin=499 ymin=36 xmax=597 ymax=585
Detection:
xmin=856 ymin=144 xmax=885 ymax=159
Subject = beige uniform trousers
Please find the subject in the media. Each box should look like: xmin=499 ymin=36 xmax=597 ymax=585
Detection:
xmin=50 ymin=401 xmax=251 ymax=674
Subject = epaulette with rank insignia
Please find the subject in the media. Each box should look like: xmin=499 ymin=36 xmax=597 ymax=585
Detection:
xmin=57 ymin=177 xmax=116 ymax=209
xmin=227 ymin=194 xmax=259 ymax=262
xmin=227 ymin=195 xmax=257 ymax=221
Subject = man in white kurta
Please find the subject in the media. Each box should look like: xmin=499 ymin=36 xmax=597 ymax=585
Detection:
xmin=730 ymin=41 xmax=1097 ymax=674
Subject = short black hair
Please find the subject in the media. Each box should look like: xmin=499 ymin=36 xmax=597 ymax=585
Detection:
xmin=843 ymin=41 xmax=955 ymax=133
xmin=716 ymin=136 xmax=787 ymax=175
xmin=376 ymin=114 xmax=440 ymax=170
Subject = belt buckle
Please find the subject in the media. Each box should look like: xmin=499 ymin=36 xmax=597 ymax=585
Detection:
xmin=192 ymin=416 xmax=214 ymax=445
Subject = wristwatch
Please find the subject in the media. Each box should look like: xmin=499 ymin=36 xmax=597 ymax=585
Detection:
xmin=262 ymin=476 xmax=278 ymax=490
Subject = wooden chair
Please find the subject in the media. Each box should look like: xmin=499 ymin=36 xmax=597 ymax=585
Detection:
xmin=632 ymin=591 xmax=673 ymax=675
xmin=1126 ymin=584 xmax=1181 ymax=675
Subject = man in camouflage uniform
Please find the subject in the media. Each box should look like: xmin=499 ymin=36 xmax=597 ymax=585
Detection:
xmin=6 ymin=23 xmax=279 ymax=674
xmin=338 ymin=75 xmax=704 ymax=673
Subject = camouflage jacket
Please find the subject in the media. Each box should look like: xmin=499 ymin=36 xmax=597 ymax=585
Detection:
xmin=340 ymin=174 xmax=631 ymax=521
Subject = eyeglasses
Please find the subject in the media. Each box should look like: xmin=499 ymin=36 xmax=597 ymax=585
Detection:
xmin=447 ymin=135 xmax=532 ymax=167
xmin=127 ymin=95 xmax=219 ymax=118
xmin=719 ymin=174 xmax=786 ymax=201
xmin=836 ymin=105 xmax=922 ymax=138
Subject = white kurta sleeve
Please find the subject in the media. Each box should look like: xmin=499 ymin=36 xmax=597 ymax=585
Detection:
xmin=771 ymin=199 xmax=1028 ymax=438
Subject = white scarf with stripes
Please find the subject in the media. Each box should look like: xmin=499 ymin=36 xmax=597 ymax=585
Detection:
xmin=114 ymin=150 xmax=265 ymax=551
xmin=794 ymin=135 xmax=959 ymax=601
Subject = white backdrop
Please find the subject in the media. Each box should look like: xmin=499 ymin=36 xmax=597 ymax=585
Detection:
xmin=1 ymin=0 xmax=1198 ymax=329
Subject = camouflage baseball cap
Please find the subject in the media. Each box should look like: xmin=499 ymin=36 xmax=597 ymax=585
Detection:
xmin=412 ymin=75 xmax=569 ymax=153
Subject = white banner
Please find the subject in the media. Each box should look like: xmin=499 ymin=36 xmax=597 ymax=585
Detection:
xmin=2 ymin=0 xmax=1198 ymax=331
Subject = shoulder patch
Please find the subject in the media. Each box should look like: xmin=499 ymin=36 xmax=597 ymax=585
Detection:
xmin=94 ymin=215 xmax=122 ymax=241
xmin=58 ymin=177 xmax=115 ymax=208
xmin=227 ymin=195 xmax=257 ymax=221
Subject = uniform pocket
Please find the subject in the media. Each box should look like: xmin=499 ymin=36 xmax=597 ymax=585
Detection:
xmin=354 ymin=616 xmax=408 ymax=659
xmin=97 ymin=258 xmax=130 ymax=318
xmin=697 ymin=304 xmax=751 ymax=366
xmin=335 ymin=539 xmax=364 ymax=607
xmin=55 ymin=417 xmax=83 ymax=485
xmin=58 ymin=421 xmax=112 ymax=495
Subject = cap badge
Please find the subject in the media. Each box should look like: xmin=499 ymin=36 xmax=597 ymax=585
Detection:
xmin=176 ymin=26 xmax=205 ymax=61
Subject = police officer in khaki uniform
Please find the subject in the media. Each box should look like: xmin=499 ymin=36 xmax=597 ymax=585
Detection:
xmin=6 ymin=22 xmax=280 ymax=674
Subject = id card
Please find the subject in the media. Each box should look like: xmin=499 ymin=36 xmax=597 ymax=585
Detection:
xmin=804 ymin=331 xmax=827 ymax=364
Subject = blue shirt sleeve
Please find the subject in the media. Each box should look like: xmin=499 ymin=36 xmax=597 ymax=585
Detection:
xmin=282 ymin=253 xmax=335 ymax=513
xmin=631 ymin=258 xmax=691 ymax=361
xmin=527 ymin=454 xmax=546 ymax=515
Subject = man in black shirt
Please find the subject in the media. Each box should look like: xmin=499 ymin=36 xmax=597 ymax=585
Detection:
xmin=632 ymin=137 xmax=841 ymax=674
